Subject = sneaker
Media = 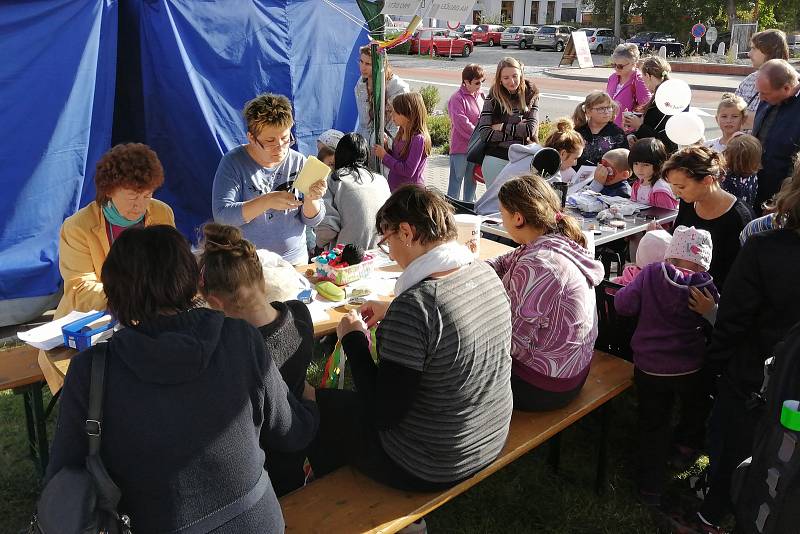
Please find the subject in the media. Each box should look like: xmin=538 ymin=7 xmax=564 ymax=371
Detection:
xmin=397 ymin=518 xmax=427 ymax=534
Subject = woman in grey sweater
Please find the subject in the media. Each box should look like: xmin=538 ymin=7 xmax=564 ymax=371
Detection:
xmin=315 ymin=133 xmax=391 ymax=250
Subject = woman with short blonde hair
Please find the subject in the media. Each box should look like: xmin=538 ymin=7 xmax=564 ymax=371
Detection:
xmin=606 ymin=43 xmax=651 ymax=128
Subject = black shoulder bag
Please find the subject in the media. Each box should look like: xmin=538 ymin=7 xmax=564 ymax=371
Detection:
xmin=31 ymin=345 xmax=132 ymax=534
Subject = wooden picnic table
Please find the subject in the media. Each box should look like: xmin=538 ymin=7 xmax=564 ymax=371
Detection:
xmin=38 ymin=238 xmax=514 ymax=394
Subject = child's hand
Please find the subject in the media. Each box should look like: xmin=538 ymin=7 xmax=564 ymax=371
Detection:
xmin=491 ymin=123 xmax=504 ymax=131
xmin=305 ymin=179 xmax=327 ymax=201
xmin=263 ymin=191 xmax=303 ymax=211
xmin=302 ymin=381 xmax=317 ymax=402
xmin=688 ymin=287 xmax=716 ymax=315
xmin=594 ymin=165 xmax=611 ymax=185
xmin=373 ymin=144 xmax=386 ymax=159
xmin=646 ymin=221 xmax=662 ymax=231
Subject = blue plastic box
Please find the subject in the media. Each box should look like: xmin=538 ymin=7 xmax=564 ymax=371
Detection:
xmin=62 ymin=311 xmax=117 ymax=351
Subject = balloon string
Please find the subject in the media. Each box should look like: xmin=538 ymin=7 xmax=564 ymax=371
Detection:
xmin=321 ymin=0 xmax=371 ymax=33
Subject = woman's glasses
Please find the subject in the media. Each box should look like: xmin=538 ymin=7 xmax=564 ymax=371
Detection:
xmin=592 ymin=106 xmax=614 ymax=113
xmin=611 ymin=62 xmax=631 ymax=70
xmin=376 ymin=232 xmax=394 ymax=254
xmin=252 ymin=133 xmax=295 ymax=150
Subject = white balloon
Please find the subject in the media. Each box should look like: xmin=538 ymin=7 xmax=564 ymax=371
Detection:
xmin=655 ymin=79 xmax=692 ymax=116
xmin=666 ymin=112 xmax=705 ymax=145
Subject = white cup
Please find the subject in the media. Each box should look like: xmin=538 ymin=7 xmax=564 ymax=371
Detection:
xmin=454 ymin=214 xmax=481 ymax=258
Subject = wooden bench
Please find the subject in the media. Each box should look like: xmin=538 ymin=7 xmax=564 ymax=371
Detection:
xmin=280 ymin=351 xmax=633 ymax=533
xmin=0 ymin=345 xmax=50 ymax=476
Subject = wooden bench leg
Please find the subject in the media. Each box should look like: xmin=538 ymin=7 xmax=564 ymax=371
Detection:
xmin=594 ymin=403 xmax=611 ymax=495
xmin=18 ymin=382 xmax=49 ymax=477
xmin=547 ymin=433 xmax=562 ymax=473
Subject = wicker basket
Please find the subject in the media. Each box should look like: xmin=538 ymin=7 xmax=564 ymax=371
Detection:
xmin=313 ymin=254 xmax=376 ymax=286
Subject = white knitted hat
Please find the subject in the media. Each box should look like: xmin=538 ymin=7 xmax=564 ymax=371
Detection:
xmin=318 ymin=129 xmax=344 ymax=149
xmin=635 ymin=229 xmax=672 ymax=268
xmin=666 ymin=225 xmax=713 ymax=271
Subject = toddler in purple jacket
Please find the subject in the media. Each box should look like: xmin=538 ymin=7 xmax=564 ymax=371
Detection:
xmin=614 ymin=225 xmax=719 ymax=506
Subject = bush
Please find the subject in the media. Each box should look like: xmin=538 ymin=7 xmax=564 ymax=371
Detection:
xmin=537 ymin=119 xmax=555 ymax=144
xmin=428 ymin=115 xmax=451 ymax=149
xmin=419 ymin=85 xmax=441 ymax=115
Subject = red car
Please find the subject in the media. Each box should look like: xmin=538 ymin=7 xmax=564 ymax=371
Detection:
xmin=409 ymin=29 xmax=473 ymax=57
xmin=471 ymin=25 xmax=505 ymax=47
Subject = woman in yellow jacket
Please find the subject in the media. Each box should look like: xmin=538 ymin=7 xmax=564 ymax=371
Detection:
xmin=55 ymin=143 xmax=175 ymax=318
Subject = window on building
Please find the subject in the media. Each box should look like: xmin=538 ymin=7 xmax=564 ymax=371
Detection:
xmin=561 ymin=8 xmax=577 ymax=22
xmin=530 ymin=1 xmax=540 ymax=24
xmin=501 ymin=1 xmax=514 ymax=24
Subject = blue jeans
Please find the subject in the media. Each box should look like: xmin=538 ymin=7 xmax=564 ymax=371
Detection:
xmin=447 ymin=153 xmax=477 ymax=202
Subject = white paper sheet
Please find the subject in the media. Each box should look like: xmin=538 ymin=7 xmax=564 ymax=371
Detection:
xmin=18 ymin=309 xmax=103 ymax=350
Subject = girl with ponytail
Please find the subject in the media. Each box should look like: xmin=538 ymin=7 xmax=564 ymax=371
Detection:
xmin=487 ymin=175 xmax=605 ymax=410
xmin=199 ymin=222 xmax=318 ymax=497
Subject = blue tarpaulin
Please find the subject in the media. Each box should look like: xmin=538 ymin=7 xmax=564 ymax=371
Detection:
xmin=0 ymin=0 xmax=365 ymax=321
xmin=0 ymin=0 xmax=118 ymax=303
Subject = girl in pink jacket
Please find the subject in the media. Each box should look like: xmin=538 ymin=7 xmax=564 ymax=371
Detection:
xmin=629 ymin=138 xmax=678 ymax=209
xmin=488 ymin=175 xmax=605 ymax=410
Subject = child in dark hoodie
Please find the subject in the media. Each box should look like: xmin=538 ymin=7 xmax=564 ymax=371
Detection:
xmin=614 ymin=225 xmax=719 ymax=507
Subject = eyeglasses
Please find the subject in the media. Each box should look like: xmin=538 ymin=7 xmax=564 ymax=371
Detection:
xmin=252 ymin=132 xmax=295 ymax=150
xmin=592 ymin=106 xmax=614 ymax=113
xmin=611 ymin=62 xmax=631 ymax=70
xmin=469 ymin=79 xmax=485 ymax=86
xmin=377 ymin=232 xmax=394 ymax=254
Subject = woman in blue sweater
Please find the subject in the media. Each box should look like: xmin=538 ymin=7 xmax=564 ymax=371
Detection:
xmin=46 ymin=225 xmax=319 ymax=533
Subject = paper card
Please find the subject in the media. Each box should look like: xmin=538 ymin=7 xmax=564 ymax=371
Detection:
xmin=294 ymin=156 xmax=330 ymax=195
xmin=18 ymin=309 xmax=103 ymax=350
xmin=567 ymin=165 xmax=597 ymax=195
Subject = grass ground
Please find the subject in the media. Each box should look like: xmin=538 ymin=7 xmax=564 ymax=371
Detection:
xmin=1 ymin=344 xmax=678 ymax=533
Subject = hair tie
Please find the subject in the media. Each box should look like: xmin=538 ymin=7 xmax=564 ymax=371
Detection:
xmin=555 ymin=211 xmax=564 ymax=223
xmin=206 ymin=239 xmax=235 ymax=250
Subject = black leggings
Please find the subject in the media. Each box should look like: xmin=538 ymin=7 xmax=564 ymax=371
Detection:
xmin=307 ymin=388 xmax=462 ymax=492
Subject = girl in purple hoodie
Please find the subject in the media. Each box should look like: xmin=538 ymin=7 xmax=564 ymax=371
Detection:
xmin=488 ymin=175 xmax=605 ymax=411
xmin=614 ymin=225 xmax=720 ymax=507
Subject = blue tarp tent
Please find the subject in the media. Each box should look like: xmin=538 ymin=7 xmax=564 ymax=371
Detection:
xmin=0 ymin=0 xmax=366 ymax=325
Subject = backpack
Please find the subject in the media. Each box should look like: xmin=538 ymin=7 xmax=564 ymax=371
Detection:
xmin=732 ymin=320 xmax=800 ymax=534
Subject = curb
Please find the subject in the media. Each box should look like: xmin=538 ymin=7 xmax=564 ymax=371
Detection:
xmin=542 ymin=68 xmax=735 ymax=93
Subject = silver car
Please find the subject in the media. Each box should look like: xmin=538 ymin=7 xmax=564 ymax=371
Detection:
xmin=532 ymin=25 xmax=577 ymax=52
xmin=582 ymin=27 xmax=617 ymax=54
xmin=500 ymin=26 xmax=539 ymax=49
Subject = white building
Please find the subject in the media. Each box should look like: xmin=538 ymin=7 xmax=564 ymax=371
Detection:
xmin=467 ymin=0 xmax=585 ymax=25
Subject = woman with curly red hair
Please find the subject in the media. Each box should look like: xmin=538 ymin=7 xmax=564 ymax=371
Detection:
xmin=54 ymin=143 xmax=175 ymax=318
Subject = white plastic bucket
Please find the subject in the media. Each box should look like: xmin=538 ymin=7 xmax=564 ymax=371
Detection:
xmin=454 ymin=214 xmax=482 ymax=258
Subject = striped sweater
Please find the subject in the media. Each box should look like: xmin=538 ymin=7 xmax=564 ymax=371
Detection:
xmin=376 ymin=261 xmax=513 ymax=483
xmin=477 ymin=79 xmax=540 ymax=160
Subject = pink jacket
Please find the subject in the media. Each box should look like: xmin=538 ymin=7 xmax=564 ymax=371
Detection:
xmin=631 ymin=177 xmax=678 ymax=209
xmin=606 ymin=69 xmax=651 ymax=128
xmin=447 ymin=85 xmax=485 ymax=154
xmin=488 ymin=234 xmax=605 ymax=392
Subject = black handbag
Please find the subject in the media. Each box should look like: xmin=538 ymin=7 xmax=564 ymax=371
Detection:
xmin=31 ymin=345 xmax=132 ymax=534
xmin=466 ymin=126 xmax=489 ymax=164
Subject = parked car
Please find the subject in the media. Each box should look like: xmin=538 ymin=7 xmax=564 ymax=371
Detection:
xmin=581 ymin=27 xmax=616 ymax=54
xmin=452 ymin=24 xmax=479 ymax=41
xmin=409 ymin=29 xmax=473 ymax=57
xmin=532 ymin=25 xmax=577 ymax=52
xmin=789 ymin=34 xmax=800 ymax=53
xmin=626 ymin=31 xmax=674 ymax=52
xmin=500 ymin=26 xmax=539 ymax=49
xmin=643 ymin=38 xmax=683 ymax=57
xmin=472 ymin=24 xmax=505 ymax=47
